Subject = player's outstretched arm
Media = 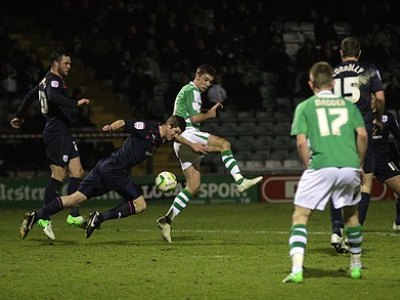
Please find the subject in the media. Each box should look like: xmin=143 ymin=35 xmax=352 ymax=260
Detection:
xmin=190 ymin=103 xmax=223 ymax=124
xmin=10 ymin=117 xmax=24 ymax=129
xmin=77 ymin=98 xmax=90 ymax=106
xmin=102 ymin=120 xmax=125 ymax=132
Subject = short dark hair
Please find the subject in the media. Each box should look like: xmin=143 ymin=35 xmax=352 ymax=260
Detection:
xmin=165 ymin=115 xmax=186 ymax=132
xmin=49 ymin=49 xmax=70 ymax=65
xmin=309 ymin=61 xmax=333 ymax=89
xmin=340 ymin=37 xmax=361 ymax=58
xmin=196 ymin=64 xmax=216 ymax=77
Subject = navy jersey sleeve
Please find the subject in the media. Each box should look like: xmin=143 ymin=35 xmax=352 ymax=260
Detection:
xmin=46 ymin=77 xmax=76 ymax=108
xmin=15 ymin=85 xmax=39 ymax=119
xmin=388 ymin=112 xmax=400 ymax=143
xmin=369 ymin=65 xmax=384 ymax=93
xmin=123 ymin=120 xmax=149 ymax=137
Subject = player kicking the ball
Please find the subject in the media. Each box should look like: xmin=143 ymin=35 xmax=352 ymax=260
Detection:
xmin=283 ymin=61 xmax=367 ymax=283
xmin=156 ymin=64 xmax=263 ymax=243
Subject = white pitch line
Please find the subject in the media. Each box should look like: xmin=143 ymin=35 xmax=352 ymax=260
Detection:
xmin=134 ymin=228 xmax=400 ymax=237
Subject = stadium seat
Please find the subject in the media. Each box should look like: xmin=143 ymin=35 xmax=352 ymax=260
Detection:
xmin=265 ymin=160 xmax=283 ymax=170
xmin=245 ymin=160 xmax=265 ymax=171
xmin=283 ymin=159 xmax=303 ymax=170
xmin=219 ymin=110 xmax=238 ymax=123
xmin=252 ymin=150 xmax=270 ymax=161
xmin=218 ymin=122 xmax=237 ymax=137
xmin=234 ymin=150 xmax=253 ymax=162
xmin=201 ymin=122 xmax=219 ymax=134
xmin=237 ymin=111 xmax=255 ymax=121
xmin=236 ymin=122 xmax=257 ymax=136
xmin=255 ymin=111 xmax=274 ymax=122
xmin=271 ymin=135 xmax=290 ymax=151
xmin=253 ymin=136 xmax=273 ymax=151
xmin=284 ymin=21 xmax=301 ymax=31
xmin=270 ymin=149 xmax=289 ymax=161
xmin=255 ymin=122 xmax=274 ymax=136
xmin=273 ymin=122 xmax=292 ymax=135
xmin=234 ymin=136 xmax=255 ymax=151
xmin=273 ymin=110 xmax=292 ymax=122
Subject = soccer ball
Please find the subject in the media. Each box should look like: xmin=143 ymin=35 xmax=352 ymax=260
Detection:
xmin=155 ymin=171 xmax=177 ymax=193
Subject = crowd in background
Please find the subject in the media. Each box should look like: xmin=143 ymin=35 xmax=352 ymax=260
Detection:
xmin=1 ymin=0 xmax=400 ymax=174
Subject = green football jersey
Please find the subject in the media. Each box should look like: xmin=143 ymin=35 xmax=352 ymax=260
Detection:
xmin=173 ymin=82 xmax=202 ymax=130
xmin=291 ymin=91 xmax=365 ymax=169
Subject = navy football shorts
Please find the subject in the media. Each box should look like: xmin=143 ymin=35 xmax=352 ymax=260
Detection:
xmin=43 ymin=133 xmax=79 ymax=167
xmin=363 ymin=124 xmax=375 ymax=174
xmin=374 ymin=160 xmax=400 ymax=182
xmin=78 ymin=157 xmax=142 ymax=200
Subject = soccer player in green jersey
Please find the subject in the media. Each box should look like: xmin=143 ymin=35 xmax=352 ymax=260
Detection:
xmin=156 ymin=64 xmax=263 ymax=243
xmin=283 ymin=62 xmax=368 ymax=283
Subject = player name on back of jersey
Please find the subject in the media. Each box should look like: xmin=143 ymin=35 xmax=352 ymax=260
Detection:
xmin=315 ymin=99 xmax=346 ymax=106
xmin=333 ymin=63 xmax=364 ymax=75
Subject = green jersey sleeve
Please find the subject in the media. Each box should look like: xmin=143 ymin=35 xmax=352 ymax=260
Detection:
xmin=291 ymin=101 xmax=308 ymax=136
xmin=351 ymin=104 xmax=365 ymax=129
xmin=173 ymin=83 xmax=202 ymax=129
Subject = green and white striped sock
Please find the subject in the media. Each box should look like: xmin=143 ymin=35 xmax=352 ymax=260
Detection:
xmin=289 ymin=224 xmax=308 ymax=274
xmin=345 ymin=225 xmax=363 ymax=268
xmin=166 ymin=188 xmax=193 ymax=222
xmin=221 ymin=150 xmax=244 ymax=184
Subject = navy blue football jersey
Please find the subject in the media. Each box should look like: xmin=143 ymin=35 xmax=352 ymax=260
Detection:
xmin=111 ymin=120 xmax=163 ymax=169
xmin=333 ymin=60 xmax=383 ymax=124
xmin=16 ymin=71 xmax=77 ymax=133
xmin=373 ymin=110 xmax=400 ymax=163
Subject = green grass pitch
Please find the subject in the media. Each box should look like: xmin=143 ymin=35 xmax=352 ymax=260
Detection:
xmin=1 ymin=201 xmax=399 ymax=299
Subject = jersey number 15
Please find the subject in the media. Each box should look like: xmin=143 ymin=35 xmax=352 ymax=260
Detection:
xmin=334 ymin=77 xmax=360 ymax=103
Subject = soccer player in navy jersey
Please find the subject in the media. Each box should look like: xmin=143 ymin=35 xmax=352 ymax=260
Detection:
xmin=19 ymin=115 xmax=206 ymax=239
xmin=329 ymin=37 xmax=385 ymax=252
xmin=10 ymin=49 xmax=90 ymax=240
xmin=372 ymin=108 xmax=400 ymax=232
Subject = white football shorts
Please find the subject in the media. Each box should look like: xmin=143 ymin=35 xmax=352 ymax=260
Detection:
xmin=294 ymin=167 xmax=361 ymax=211
xmin=174 ymin=128 xmax=210 ymax=170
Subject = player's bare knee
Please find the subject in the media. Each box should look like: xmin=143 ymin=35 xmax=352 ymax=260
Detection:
xmin=220 ymin=139 xmax=231 ymax=151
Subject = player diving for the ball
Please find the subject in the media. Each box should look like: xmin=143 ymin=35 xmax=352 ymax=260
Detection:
xmin=19 ymin=115 xmax=207 ymax=239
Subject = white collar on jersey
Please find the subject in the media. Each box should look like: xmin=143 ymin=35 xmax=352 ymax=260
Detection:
xmin=316 ymin=90 xmax=336 ymax=97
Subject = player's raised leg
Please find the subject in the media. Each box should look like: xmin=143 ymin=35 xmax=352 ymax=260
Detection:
xmin=208 ymin=134 xmax=263 ymax=192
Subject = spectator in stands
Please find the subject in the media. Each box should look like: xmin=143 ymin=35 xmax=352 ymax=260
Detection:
xmin=163 ymin=73 xmax=190 ymax=113
xmin=259 ymin=72 xmax=276 ymax=111
xmin=262 ymin=33 xmax=296 ymax=97
xmin=160 ymin=38 xmax=182 ymax=73
xmin=206 ymin=74 xmax=228 ymax=107
xmin=319 ymin=40 xmax=341 ymax=68
xmin=0 ymin=62 xmax=19 ymax=98
xmin=71 ymin=87 xmax=95 ymax=128
xmin=231 ymin=74 xmax=263 ymax=111
xmin=295 ymin=38 xmax=321 ymax=97
xmin=313 ymin=14 xmax=338 ymax=46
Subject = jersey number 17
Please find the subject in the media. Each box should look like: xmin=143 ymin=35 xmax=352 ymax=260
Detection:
xmin=316 ymin=107 xmax=349 ymax=136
